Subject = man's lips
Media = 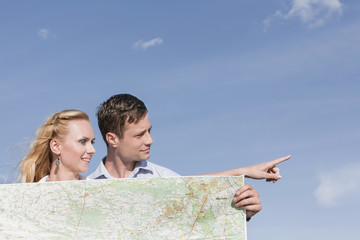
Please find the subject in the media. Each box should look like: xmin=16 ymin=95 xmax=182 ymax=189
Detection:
xmin=141 ymin=148 xmax=150 ymax=153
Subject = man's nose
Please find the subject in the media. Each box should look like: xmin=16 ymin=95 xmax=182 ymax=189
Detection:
xmin=145 ymin=132 xmax=153 ymax=146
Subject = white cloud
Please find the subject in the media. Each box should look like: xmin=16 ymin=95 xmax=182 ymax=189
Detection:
xmin=264 ymin=0 xmax=343 ymax=29
xmin=263 ymin=10 xmax=284 ymax=30
xmin=38 ymin=28 xmax=55 ymax=39
xmin=132 ymin=37 xmax=163 ymax=50
xmin=315 ymin=164 xmax=360 ymax=207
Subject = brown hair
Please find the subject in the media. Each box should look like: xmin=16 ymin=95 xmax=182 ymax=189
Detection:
xmin=18 ymin=109 xmax=89 ymax=183
xmin=97 ymin=94 xmax=147 ymax=145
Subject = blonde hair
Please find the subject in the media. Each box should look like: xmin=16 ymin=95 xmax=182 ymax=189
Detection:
xmin=19 ymin=109 xmax=89 ymax=183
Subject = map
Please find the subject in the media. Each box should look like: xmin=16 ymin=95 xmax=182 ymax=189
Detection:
xmin=0 ymin=176 xmax=246 ymax=239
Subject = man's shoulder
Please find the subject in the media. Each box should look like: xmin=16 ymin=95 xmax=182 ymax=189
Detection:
xmin=87 ymin=158 xmax=181 ymax=179
xmin=145 ymin=161 xmax=180 ymax=177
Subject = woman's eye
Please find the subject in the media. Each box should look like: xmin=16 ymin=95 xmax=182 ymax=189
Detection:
xmin=91 ymin=140 xmax=95 ymax=145
xmin=79 ymin=139 xmax=86 ymax=144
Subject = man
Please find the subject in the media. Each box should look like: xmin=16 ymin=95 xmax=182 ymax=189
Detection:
xmin=89 ymin=93 xmax=289 ymax=220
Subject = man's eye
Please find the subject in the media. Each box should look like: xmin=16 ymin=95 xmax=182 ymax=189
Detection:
xmin=137 ymin=132 xmax=145 ymax=137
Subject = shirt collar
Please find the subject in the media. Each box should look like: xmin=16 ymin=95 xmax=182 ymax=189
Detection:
xmin=100 ymin=157 xmax=153 ymax=179
xmin=128 ymin=160 xmax=153 ymax=178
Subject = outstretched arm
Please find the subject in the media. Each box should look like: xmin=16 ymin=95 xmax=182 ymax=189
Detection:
xmin=196 ymin=155 xmax=291 ymax=183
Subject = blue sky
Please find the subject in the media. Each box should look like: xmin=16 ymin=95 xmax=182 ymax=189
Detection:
xmin=1 ymin=0 xmax=359 ymax=239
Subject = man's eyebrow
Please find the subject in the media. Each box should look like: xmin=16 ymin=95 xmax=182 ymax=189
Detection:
xmin=135 ymin=126 xmax=152 ymax=136
xmin=135 ymin=129 xmax=147 ymax=135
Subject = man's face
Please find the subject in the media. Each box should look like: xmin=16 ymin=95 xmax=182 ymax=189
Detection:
xmin=116 ymin=113 xmax=153 ymax=163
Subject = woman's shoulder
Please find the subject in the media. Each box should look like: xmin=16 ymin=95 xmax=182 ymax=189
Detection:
xmin=38 ymin=175 xmax=49 ymax=182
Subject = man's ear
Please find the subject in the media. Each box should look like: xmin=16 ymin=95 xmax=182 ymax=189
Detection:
xmin=106 ymin=132 xmax=119 ymax=147
xmin=50 ymin=139 xmax=61 ymax=155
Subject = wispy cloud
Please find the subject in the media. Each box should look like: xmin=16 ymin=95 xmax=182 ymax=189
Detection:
xmin=263 ymin=10 xmax=283 ymax=29
xmin=315 ymin=164 xmax=360 ymax=207
xmin=132 ymin=37 xmax=163 ymax=50
xmin=38 ymin=28 xmax=56 ymax=40
xmin=264 ymin=0 xmax=343 ymax=29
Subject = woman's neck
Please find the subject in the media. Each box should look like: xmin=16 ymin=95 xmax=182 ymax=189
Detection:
xmin=48 ymin=165 xmax=81 ymax=182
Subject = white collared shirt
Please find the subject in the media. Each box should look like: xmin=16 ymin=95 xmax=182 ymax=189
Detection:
xmin=87 ymin=157 xmax=180 ymax=179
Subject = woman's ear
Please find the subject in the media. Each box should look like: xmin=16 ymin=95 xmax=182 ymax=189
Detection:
xmin=106 ymin=132 xmax=118 ymax=147
xmin=50 ymin=139 xmax=61 ymax=155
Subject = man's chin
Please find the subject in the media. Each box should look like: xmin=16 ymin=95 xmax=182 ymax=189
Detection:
xmin=137 ymin=155 xmax=150 ymax=161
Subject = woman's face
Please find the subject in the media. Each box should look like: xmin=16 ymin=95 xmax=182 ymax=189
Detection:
xmin=58 ymin=119 xmax=96 ymax=174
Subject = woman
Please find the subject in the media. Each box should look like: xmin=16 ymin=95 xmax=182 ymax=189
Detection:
xmin=19 ymin=109 xmax=96 ymax=183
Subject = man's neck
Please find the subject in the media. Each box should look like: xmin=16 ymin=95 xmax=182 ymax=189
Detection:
xmin=104 ymin=151 xmax=136 ymax=178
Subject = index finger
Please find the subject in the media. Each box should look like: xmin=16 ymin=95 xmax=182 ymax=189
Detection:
xmin=268 ymin=155 xmax=291 ymax=166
